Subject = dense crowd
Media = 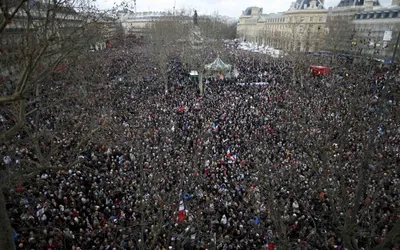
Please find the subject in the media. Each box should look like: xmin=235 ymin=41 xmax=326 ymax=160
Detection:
xmin=2 ymin=39 xmax=399 ymax=250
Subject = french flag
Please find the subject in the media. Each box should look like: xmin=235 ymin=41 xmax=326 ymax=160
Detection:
xmin=178 ymin=193 xmax=185 ymax=222
xmin=212 ymin=122 xmax=218 ymax=131
xmin=226 ymin=147 xmax=231 ymax=158
xmin=230 ymin=154 xmax=238 ymax=161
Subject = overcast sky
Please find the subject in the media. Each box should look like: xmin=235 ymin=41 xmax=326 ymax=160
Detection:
xmin=100 ymin=0 xmax=392 ymax=18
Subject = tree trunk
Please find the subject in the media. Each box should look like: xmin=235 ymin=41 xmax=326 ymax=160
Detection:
xmin=164 ymin=77 xmax=168 ymax=95
xmin=0 ymin=191 xmax=15 ymax=250
xmin=199 ymin=72 xmax=204 ymax=97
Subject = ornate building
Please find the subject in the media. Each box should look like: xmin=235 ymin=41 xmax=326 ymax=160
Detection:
xmin=352 ymin=2 xmax=400 ymax=61
xmin=237 ymin=0 xmax=400 ymax=61
xmin=324 ymin=0 xmax=400 ymax=61
xmin=237 ymin=1 xmax=327 ymax=52
xmin=260 ymin=13 xmax=286 ymax=48
xmin=119 ymin=11 xmax=171 ymax=35
xmin=284 ymin=0 xmax=327 ymax=51
xmin=0 ymin=0 xmax=118 ymax=77
xmin=236 ymin=7 xmax=264 ymax=42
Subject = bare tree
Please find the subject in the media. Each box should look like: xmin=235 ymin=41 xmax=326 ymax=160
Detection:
xmin=282 ymin=18 xmax=309 ymax=85
xmin=0 ymin=0 xmax=122 ymax=249
xmin=275 ymin=59 xmax=400 ymax=249
xmin=324 ymin=15 xmax=355 ymax=62
xmin=149 ymin=14 xmax=190 ymax=94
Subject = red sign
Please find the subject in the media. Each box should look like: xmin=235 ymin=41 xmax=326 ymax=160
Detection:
xmin=310 ymin=65 xmax=330 ymax=76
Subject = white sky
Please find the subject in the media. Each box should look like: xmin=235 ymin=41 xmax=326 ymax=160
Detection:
xmin=99 ymin=0 xmax=392 ymax=18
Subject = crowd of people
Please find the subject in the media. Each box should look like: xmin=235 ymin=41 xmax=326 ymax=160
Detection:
xmin=2 ymin=37 xmax=399 ymax=250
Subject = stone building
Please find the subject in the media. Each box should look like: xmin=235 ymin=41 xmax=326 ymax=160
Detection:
xmin=0 ymin=1 xmax=84 ymax=76
xmin=284 ymin=0 xmax=327 ymax=52
xmin=238 ymin=0 xmax=400 ymax=61
xmin=237 ymin=1 xmax=328 ymax=52
xmin=260 ymin=13 xmax=286 ymax=49
xmin=236 ymin=7 xmax=286 ymax=48
xmin=119 ymin=11 xmax=171 ymax=35
xmin=236 ymin=7 xmax=264 ymax=42
xmin=0 ymin=0 xmax=117 ymax=77
xmin=351 ymin=2 xmax=400 ymax=61
xmin=323 ymin=0 xmax=400 ymax=61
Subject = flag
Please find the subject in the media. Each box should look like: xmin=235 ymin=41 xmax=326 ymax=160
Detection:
xmin=230 ymin=154 xmax=238 ymax=161
xmin=252 ymin=217 xmax=260 ymax=224
xmin=184 ymin=193 xmax=191 ymax=200
xmin=226 ymin=147 xmax=231 ymax=158
xmin=178 ymin=194 xmax=185 ymax=222
xmin=36 ymin=207 xmax=45 ymax=217
xmin=212 ymin=122 xmax=218 ymax=131
xmin=13 ymin=229 xmax=18 ymax=240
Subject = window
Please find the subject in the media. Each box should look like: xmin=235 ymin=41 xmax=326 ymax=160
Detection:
xmin=299 ymin=25 xmax=304 ymax=33
xmin=310 ymin=16 xmax=313 ymax=22
xmin=319 ymin=16 xmax=323 ymax=22
xmin=301 ymin=17 xmax=304 ymax=22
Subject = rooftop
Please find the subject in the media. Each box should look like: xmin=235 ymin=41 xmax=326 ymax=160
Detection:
xmin=357 ymin=5 xmax=400 ymax=14
xmin=337 ymin=0 xmax=380 ymax=7
xmin=290 ymin=0 xmax=324 ymax=10
xmin=242 ymin=7 xmax=263 ymax=16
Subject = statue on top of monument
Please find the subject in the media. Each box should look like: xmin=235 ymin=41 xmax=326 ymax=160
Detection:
xmin=193 ymin=10 xmax=198 ymax=26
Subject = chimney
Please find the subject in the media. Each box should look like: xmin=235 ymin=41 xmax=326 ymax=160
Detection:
xmin=364 ymin=0 xmax=374 ymax=7
xmin=310 ymin=0 xmax=317 ymax=8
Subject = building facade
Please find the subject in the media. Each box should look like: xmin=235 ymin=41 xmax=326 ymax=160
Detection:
xmin=284 ymin=0 xmax=327 ymax=52
xmin=237 ymin=7 xmax=264 ymax=42
xmin=260 ymin=12 xmax=285 ymax=49
xmin=0 ymin=1 xmax=118 ymax=77
xmin=237 ymin=1 xmax=328 ymax=52
xmin=119 ymin=11 xmax=171 ymax=34
xmin=351 ymin=4 xmax=400 ymax=61
xmin=238 ymin=0 xmax=400 ymax=61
